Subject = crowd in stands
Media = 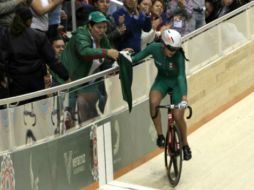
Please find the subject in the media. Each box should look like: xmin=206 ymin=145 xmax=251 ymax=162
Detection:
xmin=0 ymin=0 xmax=252 ymax=121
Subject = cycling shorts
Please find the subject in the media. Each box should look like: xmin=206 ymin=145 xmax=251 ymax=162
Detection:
xmin=150 ymin=76 xmax=182 ymax=104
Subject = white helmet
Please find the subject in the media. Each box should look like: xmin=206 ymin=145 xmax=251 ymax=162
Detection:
xmin=161 ymin=29 xmax=182 ymax=48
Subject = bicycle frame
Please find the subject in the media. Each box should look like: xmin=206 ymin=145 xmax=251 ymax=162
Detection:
xmin=166 ymin=108 xmax=179 ymax=157
xmin=156 ymin=93 xmax=192 ymax=187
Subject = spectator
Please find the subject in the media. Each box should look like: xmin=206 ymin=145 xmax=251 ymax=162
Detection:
xmin=7 ymin=5 xmax=69 ymax=101
xmin=48 ymin=4 xmax=67 ymax=40
xmin=205 ymin=0 xmax=219 ymax=23
xmin=138 ymin=0 xmax=153 ymax=49
xmin=68 ymin=0 xmax=125 ymax=45
xmin=151 ymin=0 xmax=168 ymax=31
xmin=150 ymin=0 xmax=171 ymax=37
xmin=140 ymin=0 xmax=171 ymax=49
xmin=0 ymin=0 xmax=30 ymax=28
xmin=30 ymin=0 xmax=63 ymax=33
xmin=52 ymin=35 xmax=65 ymax=58
xmin=50 ymin=35 xmax=66 ymax=86
xmin=49 ymin=34 xmax=75 ymax=130
xmin=165 ymin=0 xmax=194 ymax=36
xmin=191 ymin=0 xmax=206 ymax=29
xmin=230 ymin=0 xmax=250 ymax=10
xmin=112 ymin=0 xmax=152 ymax=53
xmin=62 ymin=0 xmax=93 ymax=30
xmin=44 ymin=34 xmax=66 ymax=88
xmin=31 ymin=0 xmax=63 ymax=88
xmin=107 ymin=0 xmax=123 ymax=15
xmin=213 ymin=0 xmax=235 ymax=18
xmin=75 ymin=1 xmax=94 ymax=27
xmin=138 ymin=0 xmax=152 ymax=15
xmin=92 ymin=0 xmax=127 ymax=49
xmin=60 ymin=11 xmax=119 ymax=122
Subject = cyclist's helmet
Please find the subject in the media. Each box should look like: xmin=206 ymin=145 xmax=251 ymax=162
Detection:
xmin=161 ymin=29 xmax=182 ymax=49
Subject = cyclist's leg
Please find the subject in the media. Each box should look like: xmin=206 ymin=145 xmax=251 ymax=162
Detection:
xmin=173 ymin=109 xmax=188 ymax=145
xmin=150 ymin=77 xmax=168 ymax=147
xmin=173 ymin=109 xmax=192 ymax=160
xmin=171 ymin=87 xmax=192 ymax=160
xmin=171 ymin=85 xmax=188 ymax=145
xmin=149 ymin=90 xmax=164 ymax=135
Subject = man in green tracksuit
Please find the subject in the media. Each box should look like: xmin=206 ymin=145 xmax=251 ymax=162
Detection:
xmin=60 ymin=11 xmax=119 ymax=122
xmin=132 ymin=29 xmax=192 ymax=161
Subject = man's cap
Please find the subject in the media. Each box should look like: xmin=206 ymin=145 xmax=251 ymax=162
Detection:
xmin=88 ymin=11 xmax=108 ymax=23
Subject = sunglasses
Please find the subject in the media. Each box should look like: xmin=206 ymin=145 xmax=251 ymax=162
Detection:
xmin=164 ymin=44 xmax=180 ymax=52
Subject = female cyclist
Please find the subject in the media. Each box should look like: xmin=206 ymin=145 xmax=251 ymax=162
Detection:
xmin=132 ymin=29 xmax=192 ymax=160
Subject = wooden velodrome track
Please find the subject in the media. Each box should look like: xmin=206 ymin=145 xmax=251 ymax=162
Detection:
xmin=103 ymin=91 xmax=254 ymax=190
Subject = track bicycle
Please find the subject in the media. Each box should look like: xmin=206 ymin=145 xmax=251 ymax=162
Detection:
xmin=156 ymin=92 xmax=192 ymax=187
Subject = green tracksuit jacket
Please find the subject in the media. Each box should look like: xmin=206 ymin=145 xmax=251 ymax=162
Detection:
xmin=60 ymin=25 xmax=112 ymax=82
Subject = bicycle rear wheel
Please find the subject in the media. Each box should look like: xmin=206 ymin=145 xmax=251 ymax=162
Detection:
xmin=164 ymin=124 xmax=183 ymax=187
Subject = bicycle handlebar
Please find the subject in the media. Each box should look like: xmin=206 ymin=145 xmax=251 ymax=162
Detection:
xmin=186 ymin=105 xmax=192 ymax=119
xmin=153 ymin=104 xmax=193 ymax=119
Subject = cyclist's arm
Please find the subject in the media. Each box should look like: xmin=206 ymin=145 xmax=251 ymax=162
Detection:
xmin=132 ymin=43 xmax=153 ymax=63
xmin=177 ymin=53 xmax=187 ymax=99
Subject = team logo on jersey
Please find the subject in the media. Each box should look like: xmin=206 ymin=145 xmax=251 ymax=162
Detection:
xmin=90 ymin=125 xmax=98 ymax=181
xmin=1 ymin=154 xmax=15 ymax=190
xmin=169 ymin=62 xmax=176 ymax=69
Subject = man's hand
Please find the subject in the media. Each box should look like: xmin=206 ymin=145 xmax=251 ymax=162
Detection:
xmin=117 ymin=24 xmax=126 ymax=35
xmin=44 ymin=74 xmax=52 ymax=89
xmin=60 ymin=10 xmax=67 ymax=20
xmin=118 ymin=15 xmax=125 ymax=25
xmin=107 ymin=49 xmax=119 ymax=60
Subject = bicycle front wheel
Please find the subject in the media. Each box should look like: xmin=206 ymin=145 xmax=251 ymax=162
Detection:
xmin=164 ymin=124 xmax=183 ymax=187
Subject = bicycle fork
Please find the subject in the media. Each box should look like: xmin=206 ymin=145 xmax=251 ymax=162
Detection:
xmin=167 ymin=112 xmax=181 ymax=157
